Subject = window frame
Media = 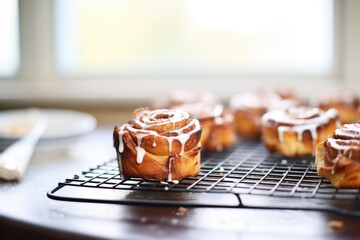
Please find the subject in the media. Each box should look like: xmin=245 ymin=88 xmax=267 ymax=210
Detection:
xmin=1 ymin=0 xmax=359 ymax=105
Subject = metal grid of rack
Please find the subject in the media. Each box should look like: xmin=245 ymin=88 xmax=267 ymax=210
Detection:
xmin=52 ymin=140 xmax=360 ymax=200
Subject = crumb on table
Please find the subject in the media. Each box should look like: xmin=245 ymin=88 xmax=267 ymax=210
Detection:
xmin=329 ymin=220 xmax=343 ymax=229
xmin=140 ymin=217 xmax=148 ymax=224
xmin=176 ymin=207 xmax=188 ymax=216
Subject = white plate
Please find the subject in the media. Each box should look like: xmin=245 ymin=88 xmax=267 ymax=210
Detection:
xmin=0 ymin=108 xmax=97 ymax=142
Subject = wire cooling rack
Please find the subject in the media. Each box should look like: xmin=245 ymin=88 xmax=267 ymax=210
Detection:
xmin=48 ymin=140 xmax=360 ymax=216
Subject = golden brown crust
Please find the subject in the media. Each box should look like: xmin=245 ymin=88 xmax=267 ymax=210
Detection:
xmin=313 ymin=90 xmax=360 ymax=124
xmin=319 ymin=103 xmax=359 ymax=124
xmin=261 ymin=107 xmax=340 ymax=157
xmin=315 ymin=123 xmax=360 ymax=188
xmin=233 ymin=109 xmax=263 ymax=139
xmin=230 ymin=91 xmax=297 ymax=139
xmin=113 ymin=108 xmax=202 ymax=181
xmin=155 ymin=90 xmax=236 ymax=151
xmin=199 ymin=111 xmax=237 ymax=151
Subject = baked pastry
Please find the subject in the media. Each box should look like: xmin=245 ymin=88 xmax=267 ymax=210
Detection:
xmin=312 ymin=90 xmax=360 ymax=124
xmin=152 ymin=89 xmax=217 ymax=109
xmin=230 ymin=91 xmax=296 ymax=139
xmin=113 ymin=108 xmax=202 ymax=181
xmin=153 ymin=90 xmax=236 ymax=151
xmin=262 ymin=107 xmax=340 ymax=157
xmin=315 ymin=123 xmax=360 ymax=188
xmin=258 ymin=86 xmax=297 ymax=100
xmin=173 ymin=103 xmax=236 ymax=151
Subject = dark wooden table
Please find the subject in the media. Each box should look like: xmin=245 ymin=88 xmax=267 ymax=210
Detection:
xmin=1 ymin=127 xmax=359 ymax=240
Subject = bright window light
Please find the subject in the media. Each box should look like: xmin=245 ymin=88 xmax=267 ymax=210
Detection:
xmin=0 ymin=0 xmax=20 ymax=77
xmin=55 ymin=0 xmax=333 ymax=77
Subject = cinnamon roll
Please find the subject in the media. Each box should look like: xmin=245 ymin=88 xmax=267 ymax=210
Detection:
xmin=230 ymin=91 xmax=296 ymax=139
xmin=172 ymin=103 xmax=236 ymax=151
xmin=312 ymin=90 xmax=360 ymax=124
xmin=315 ymin=123 xmax=360 ymax=188
xmin=113 ymin=108 xmax=202 ymax=181
xmin=262 ymin=107 xmax=340 ymax=157
xmin=152 ymin=89 xmax=218 ymax=109
xmin=153 ymin=90 xmax=236 ymax=151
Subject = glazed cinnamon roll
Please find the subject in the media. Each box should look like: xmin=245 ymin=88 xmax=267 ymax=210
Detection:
xmin=230 ymin=91 xmax=296 ymax=139
xmin=315 ymin=123 xmax=360 ymax=188
xmin=262 ymin=107 xmax=340 ymax=157
xmin=173 ymin=103 xmax=236 ymax=151
xmin=312 ymin=90 xmax=360 ymax=124
xmin=153 ymin=90 xmax=236 ymax=151
xmin=113 ymin=108 xmax=202 ymax=181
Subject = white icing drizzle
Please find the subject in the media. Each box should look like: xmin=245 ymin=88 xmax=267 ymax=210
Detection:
xmin=328 ymin=138 xmax=359 ymax=151
xmin=327 ymin=123 xmax=360 ymax=157
xmin=168 ymin=157 xmax=173 ymax=182
xmin=262 ymin=107 xmax=339 ymax=144
xmin=118 ymin=131 xmax=124 ymax=153
xmin=215 ymin=116 xmax=224 ymax=125
xmin=118 ymin=124 xmax=126 ymax=153
xmin=335 ymin=123 xmax=360 ymax=138
xmin=167 ymin=137 xmax=173 ymax=153
xmin=134 ymin=109 xmax=190 ymax=130
xmin=117 ymin=109 xmax=201 ymax=166
xmin=212 ymin=104 xmax=224 ymax=117
xmin=135 ymin=146 xmax=146 ymax=164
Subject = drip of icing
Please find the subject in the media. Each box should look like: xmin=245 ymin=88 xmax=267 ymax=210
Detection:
xmin=168 ymin=157 xmax=173 ymax=182
xmin=135 ymin=146 xmax=146 ymax=164
xmin=172 ymin=180 xmax=179 ymax=184
xmin=118 ymin=131 xmax=124 ymax=153
xmin=176 ymin=133 xmax=191 ymax=155
xmin=152 ymin=137 xmax=157 ymax=147
xmin=264 ymin=108 xmax=339 ymax=144
xmin=213 ymin=104 xmax=224 ymax=117
xmin=277 ymin=126 xmax=288 ymax=143
xmin=135 ymin=133 xmax=147 ymax=164
xmin=215 ymin=116 xmax=224 ymax=125
xmin=167 ymin=138 xmax=173 ymax=153
xmin=331 ymin=154 xmax=343 ymax=174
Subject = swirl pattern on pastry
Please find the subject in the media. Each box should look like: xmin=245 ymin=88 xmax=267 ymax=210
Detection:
xmin=261 ymin=107 xmax=340 ymax=156
xmin=315 ymin=123 xmax=360 ymax=187
xmin=113 ymin=108 xmax=202 ymax=181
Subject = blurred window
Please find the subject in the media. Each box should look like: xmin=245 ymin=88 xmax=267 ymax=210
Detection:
xmin=0 ymin=0 xmax=20 ymax=77
xmin=55 ymin=0 xmax=333 ymax=77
